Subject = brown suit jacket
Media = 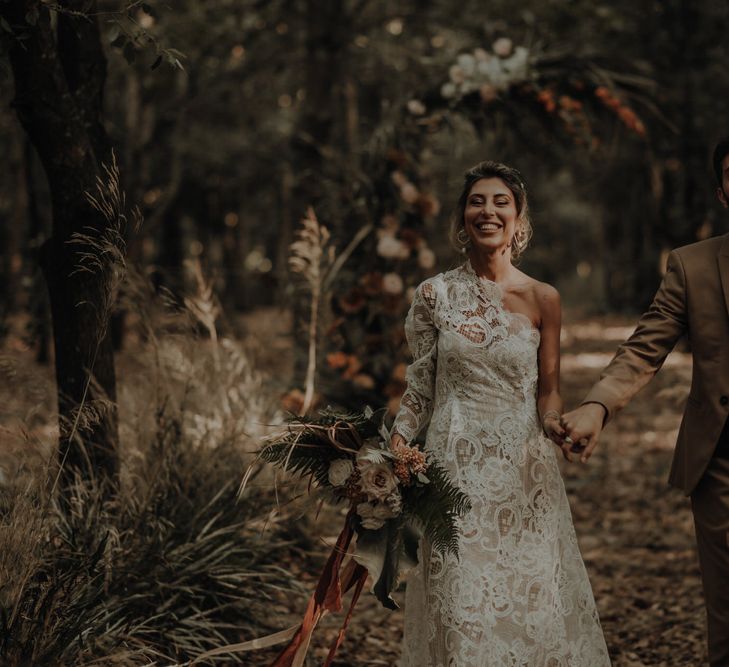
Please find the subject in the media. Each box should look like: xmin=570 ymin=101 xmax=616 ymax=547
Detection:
xmin=583 ymin=232 xmax=729 ymax=494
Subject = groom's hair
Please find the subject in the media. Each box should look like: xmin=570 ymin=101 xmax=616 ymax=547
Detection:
xmin=712 ymin=137 xmax=729 ymax=185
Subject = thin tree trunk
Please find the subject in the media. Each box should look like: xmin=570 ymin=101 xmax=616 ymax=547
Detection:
xmin=1 ymin=131 xmax=25 ymax=324
xmin=24 ymin=139 xmax=52 ymax=365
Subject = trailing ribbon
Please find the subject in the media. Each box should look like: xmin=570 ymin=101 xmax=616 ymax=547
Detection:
xmin=191 ymin=625 xmax=299 ymax=662
xmin=272 ymin=509 xmax=357 ymax=667
xmin=191 ymin=509 xmax=368 ymax=666
xmin=323 ymin=560 xmax=368 ymax=667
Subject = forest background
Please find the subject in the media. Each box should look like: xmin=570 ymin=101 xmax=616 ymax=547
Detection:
xmin=0 ymin=0 xmax=728 ymax=665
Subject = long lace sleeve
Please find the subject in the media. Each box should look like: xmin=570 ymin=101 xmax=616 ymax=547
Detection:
xmin=391 ymin=280 xmax=438 ymax=444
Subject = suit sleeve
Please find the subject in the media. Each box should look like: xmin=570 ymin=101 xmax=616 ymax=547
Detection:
xmin=391 ymin=280 xmax=438 ymax=444
xmin=583 ymin=250 xmax=688 ymax=421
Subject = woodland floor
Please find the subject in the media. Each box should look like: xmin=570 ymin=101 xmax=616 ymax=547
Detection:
xmin=0 ymin=311 xmax=707 ymax=667
xmin=244 ymin=313 xmax=706 ymax=667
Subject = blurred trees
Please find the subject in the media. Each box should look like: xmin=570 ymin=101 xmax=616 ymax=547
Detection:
xmin=1 ymin=0 xmax=728 ymax=403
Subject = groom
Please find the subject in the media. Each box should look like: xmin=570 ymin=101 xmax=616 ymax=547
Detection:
xmin=562 ymin=136 xmax=729 ymax=666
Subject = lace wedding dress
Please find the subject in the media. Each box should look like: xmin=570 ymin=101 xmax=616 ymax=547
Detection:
xmin=392 ymin=262 xmax=610 ymax=667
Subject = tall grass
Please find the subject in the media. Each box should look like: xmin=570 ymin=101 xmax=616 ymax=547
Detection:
xmin=0 ymin=188 xmax=304 ymax=665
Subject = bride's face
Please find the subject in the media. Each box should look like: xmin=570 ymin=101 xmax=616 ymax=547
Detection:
xmin=463 ymin=178 xmax=518 ymax=254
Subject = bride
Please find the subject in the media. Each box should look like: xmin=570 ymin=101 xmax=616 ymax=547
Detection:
xmin=390 ymin=161 xmax=610 ymax=666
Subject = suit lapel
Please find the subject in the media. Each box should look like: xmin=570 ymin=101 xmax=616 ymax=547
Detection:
xmin=719 ymin=233 xmax=729 ymax=318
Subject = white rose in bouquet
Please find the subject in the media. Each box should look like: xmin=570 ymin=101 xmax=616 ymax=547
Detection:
xmin=384 ymin=490 xmax=403 ymax=515
xmin=357 ymin=502 xmax=384 ymax=530
xmin=356 ymin=500 xmax=397 ymax=530
xmin=327 ymin=458 xmax=354 ymax=487
xmin=358 ymin=461 xmax=399 ymax=502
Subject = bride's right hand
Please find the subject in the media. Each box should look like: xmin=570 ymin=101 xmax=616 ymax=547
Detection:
xmin=390 ymin=433 xmax=406 ymax=451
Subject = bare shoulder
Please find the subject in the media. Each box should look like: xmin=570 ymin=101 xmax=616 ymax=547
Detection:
xmin=515 ymin=270 xmax=560 ymax=307
xmin=518 ymin=275 xmax=560 ymax=325
xmin=509 ymin=270 xmax=560 ymax=326
xmin=533 ymin=280 xmax=560 ymax=306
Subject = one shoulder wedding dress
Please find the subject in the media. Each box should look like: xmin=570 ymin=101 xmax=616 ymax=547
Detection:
xmin=393 ymin=262 xmax=610 ymax=667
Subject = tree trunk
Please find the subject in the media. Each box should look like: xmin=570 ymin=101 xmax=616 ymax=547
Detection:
xmin=24 ymin=139 xmax=53 ymax=364
xmin=1 ymin=130 xmax=25 ymax=328
xmin=1 ymin=0 xmax=119 ymax=492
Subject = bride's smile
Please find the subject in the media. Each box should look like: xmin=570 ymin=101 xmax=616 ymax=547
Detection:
xmin=464 ymin=177 xmax=517 ymax=251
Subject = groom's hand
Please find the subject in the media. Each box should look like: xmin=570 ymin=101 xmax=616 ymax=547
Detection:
xmin=561 ymin=403 xmax=607 ymax=463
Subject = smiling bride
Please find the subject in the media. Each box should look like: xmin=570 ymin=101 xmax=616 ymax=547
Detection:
xmin=390 ymin=161 xmax=611 ymax=666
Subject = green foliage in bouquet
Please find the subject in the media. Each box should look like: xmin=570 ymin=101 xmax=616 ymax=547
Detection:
xmin=401 ymin=461 xmax=471 ymax=558
xmin=258 ymin=407 xmax=384 ymax=489
xmin=250 ymin=407 xmax=471 ymax=608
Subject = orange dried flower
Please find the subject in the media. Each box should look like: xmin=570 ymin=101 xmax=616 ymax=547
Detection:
xmin=360 ymin=271 xmax=383 ymax=295
xmin=394 ymin=459 xmax=411 ymax=485
xmin=536 ymin=89 xmax=556 ymax=113
xmin=399 ymin=228 xmax=422 ymax=250
xmin=617 ymin=106 xmax=636 ymax=124
xmin=391 ymin=362 xmax=408 ymax=383
xmin=352 ymin=373 xmax=376 ymax=389
xmin=339 ymin=288 xmax=367 ymax=314
xmin=393 ymin=444 xmax=428 ymax=486
xmin=341 ymin=355 xmax=362 ymax=380
xmin=281 ymin=388 xmax=305 ymax=414
xmin=559 ymin=95 xmax=582 ymax=111
xmin=327 ymin=351 xmax=349 ymax=369
xmin=417 ymin=193 xmax=441 ymax=218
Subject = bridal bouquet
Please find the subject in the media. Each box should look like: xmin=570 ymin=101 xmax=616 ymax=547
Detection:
xmin=226 ymin=407 xmax=469 ymax=667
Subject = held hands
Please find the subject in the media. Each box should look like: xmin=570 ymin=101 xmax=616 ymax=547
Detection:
xmin=542 ymin=409 xmax=568 ymax=449
xmin=559 ymin=403 xmax=607 ymax=464
xmin=542 ymin=404 xmax=606 ymax=463
xmin=542 ymin=410 xmax=583 ymax=463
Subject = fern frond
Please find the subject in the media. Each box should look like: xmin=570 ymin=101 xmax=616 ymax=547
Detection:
xmin=259 ymin=440 xmax=342 ymax=487
xmin=403 ymin=461 xmax=471 ymax=557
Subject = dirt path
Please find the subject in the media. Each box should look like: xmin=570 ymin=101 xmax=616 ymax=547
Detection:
xmin=250 ymin=316 xmax=706 ymax=667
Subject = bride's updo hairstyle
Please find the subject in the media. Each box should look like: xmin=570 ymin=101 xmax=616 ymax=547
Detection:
xmin=450 ymin=161 xmax=533 ymax=261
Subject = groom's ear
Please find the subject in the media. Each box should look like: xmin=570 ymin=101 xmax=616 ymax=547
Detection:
xmin=718 ymin=186 xmax=729 ymax=209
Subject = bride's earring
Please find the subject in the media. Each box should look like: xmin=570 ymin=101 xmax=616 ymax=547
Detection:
xmin=457 ymin=228 xmax=469 ymax=253
xmin=511 ymin=221 xmax=524 ymax=251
